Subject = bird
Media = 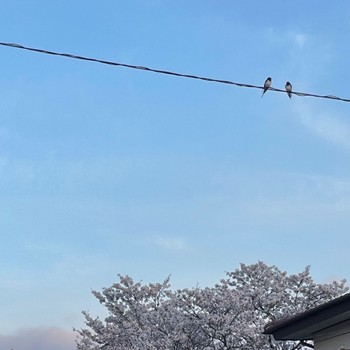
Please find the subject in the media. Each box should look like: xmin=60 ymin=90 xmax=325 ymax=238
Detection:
xmin=262 ymin=77 xmax=272 ymax=97
xmin=285 ymin=81 xmax=292 ymax=99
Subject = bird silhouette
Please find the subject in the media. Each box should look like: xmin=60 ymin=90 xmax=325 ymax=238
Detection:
xmin=262 ymin=77 xmax=272 ymax=97
xmin=285 ymin=81 xmax=292 ymax=99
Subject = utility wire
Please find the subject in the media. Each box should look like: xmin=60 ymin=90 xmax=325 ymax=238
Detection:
xmin=0 ymin=41 xmax=349 ymax=103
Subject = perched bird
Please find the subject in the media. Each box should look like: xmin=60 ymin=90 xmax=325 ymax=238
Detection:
xmin=262 ymin=77 xmax=272 ymax=97
xmin=285 ymin=81 xmax=292 ymax=99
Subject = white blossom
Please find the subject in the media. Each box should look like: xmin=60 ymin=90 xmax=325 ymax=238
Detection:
xmin=75 ymin=262 xmax=347 ymax=350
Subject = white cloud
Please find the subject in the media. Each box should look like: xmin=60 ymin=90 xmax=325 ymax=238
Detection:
xmin=153 ymin=236 xmax=190 ymax=251
xmin=265 ymin=28 xmax=309 ymax=49
xmin=0 ymin=277 xmax=27 ymax=289
xmin=223 ymin=169 xmax=350 ymax=233
xmin=294 ymin=33 xmax=308 ymax=49
xmin=0 ymin=328 xmax=76 ymax=350
xmin=296 ymin=104 xmax=350 ymax=151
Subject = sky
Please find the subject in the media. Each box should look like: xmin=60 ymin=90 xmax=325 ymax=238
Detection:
xmin=1 ymin=1 xmax=350 ymax=349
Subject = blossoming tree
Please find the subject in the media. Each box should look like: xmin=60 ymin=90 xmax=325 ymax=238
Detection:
xmin=76 ymin=262 xmax=347 ymax=350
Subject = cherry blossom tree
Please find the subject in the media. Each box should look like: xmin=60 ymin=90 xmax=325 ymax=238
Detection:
xmin=75 ymin=262 xmax=347 ymax=350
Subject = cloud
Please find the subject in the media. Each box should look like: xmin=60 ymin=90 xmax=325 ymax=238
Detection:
xmin=153 ymin=236 xmax=190 ymax=251
xmin=0 ymin=327 xmax=76 ymax=350
xmin=265 ymin=28 xmax=309 ymax=49
xmin=293 ymin=33 xmax=308 ymax=49
xmin=0 ymin=277 xmax=27 ymax=289
xmin=223 ymin=169 xmax=350 ymax=235
xmin=296 ymin=104 xmax=350 ymax=150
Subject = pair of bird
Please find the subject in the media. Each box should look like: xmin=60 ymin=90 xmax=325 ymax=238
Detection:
xmin=262 ymin=77 xmax=292 ymax=98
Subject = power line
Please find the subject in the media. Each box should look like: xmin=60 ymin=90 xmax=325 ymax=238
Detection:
xmin=0 ymin=41 xmax=349 ymax=103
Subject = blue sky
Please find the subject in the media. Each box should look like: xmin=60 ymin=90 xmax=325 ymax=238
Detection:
xmin=1 ymin=1 xmax=350 ymax=349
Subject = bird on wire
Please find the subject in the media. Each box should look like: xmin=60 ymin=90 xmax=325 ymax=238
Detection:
xmin=262 ymin=77 xmax=272 ymax=97
xmin=285 ymin=81 xmax=292 ymax=99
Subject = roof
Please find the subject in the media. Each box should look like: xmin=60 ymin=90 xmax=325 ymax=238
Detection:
xmin=264 ymin=293 xmax=350 ymax=340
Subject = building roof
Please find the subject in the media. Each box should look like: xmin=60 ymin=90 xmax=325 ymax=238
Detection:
xmin=264 ymin=293 xmax=350 ymax=340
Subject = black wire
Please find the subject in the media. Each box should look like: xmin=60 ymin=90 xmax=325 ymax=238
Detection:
xmin=1 ymin=42 xmax=349 ymax=103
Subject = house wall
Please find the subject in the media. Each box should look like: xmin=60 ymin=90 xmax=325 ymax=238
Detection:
xmin=314 ymin=320 xmax=350 ymax=350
